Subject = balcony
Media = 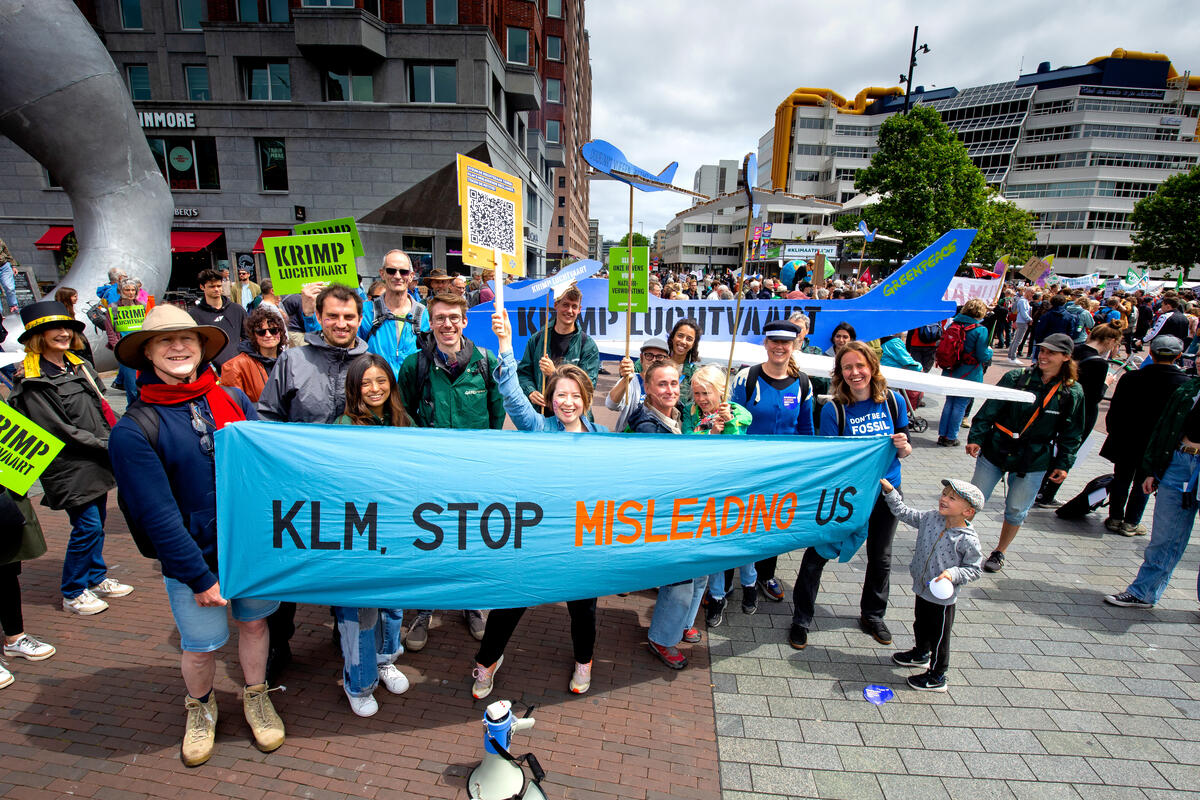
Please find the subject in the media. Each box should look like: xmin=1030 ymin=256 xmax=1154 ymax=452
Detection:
xmin=293 ymin=7 xmax=385 ymax=62
xmin=504 ymin=64 xmax=541 ymax=112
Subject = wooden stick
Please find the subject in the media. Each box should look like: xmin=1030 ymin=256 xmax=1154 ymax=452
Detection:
xmin=724 ymin=212 xmax=755 ymax=402
xmin=540 ymin=286 xmax=550 ymax=410
xmin=625 ymin=183 xmax=634 ymax=359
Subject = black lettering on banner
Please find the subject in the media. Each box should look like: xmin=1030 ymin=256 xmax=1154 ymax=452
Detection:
xmin=273 ymin=500 xmax=306 ymax=548
xmin=447 ymin=502 xmax=479 ymax=550
xmin=514 ymin=502 xmax=541 ymax=549
xmin=8 ymin=428 xmax=40 ymax=458
xmin=480 ymin=503 xmax=511 ymax=549
xmin=413 ymin=502 xmax=444 ymax=551
xmin=344 ymin=501 xmax=377 ymax=551
xmin=310 ymin=500 xmax=340 ymax=550
xmin=835 ymin=486 xmax=856 ymax=523
xmin=0 ymin=417 xmax=12 ymax=445
xmin=815 ymin=487 xmax=856 ymax=526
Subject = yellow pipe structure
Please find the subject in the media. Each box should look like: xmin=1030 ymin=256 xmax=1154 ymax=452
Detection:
xmin=1086 ymin=48 xmax=1200 ymax=89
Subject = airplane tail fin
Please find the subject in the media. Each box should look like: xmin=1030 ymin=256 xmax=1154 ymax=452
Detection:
xmin=656 ymin=161 xmax=678 ymax=185
xmin=852 ymin=228 xmax=977 ymax=315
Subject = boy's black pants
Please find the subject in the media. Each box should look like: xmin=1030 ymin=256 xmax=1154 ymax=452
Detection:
xmin=913 ymin=595 xmax=955 ymax=676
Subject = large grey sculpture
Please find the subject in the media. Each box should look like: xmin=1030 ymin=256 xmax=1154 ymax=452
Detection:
xmin=0 ymin=0 xmax=173 ymax=360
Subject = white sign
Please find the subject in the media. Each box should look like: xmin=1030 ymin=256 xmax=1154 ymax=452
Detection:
xmin=138 ymin=111 xmax=197 ymax=129
xmin=783 ymin=244 xmax=838 ymax=260
xmin=1059 ymin=272 xmax=1100 ymax=289
xmin=943 ymin=276 xmax=1002 ymax=304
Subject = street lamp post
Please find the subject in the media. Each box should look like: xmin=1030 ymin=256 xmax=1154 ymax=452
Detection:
xmin=900 ymin=26 xmax=930 ymax=114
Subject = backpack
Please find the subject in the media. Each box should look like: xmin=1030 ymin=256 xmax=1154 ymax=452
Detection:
xmin=934 ymin=322 xmax=979 ymax=370
xmin=1063 ymin=305 xmax=1087 ymax=340
xmin=1055 ymin=474 xmax=1114 ymax=520
xmin=915 ymin=323 xmax=943 ymax=346
xmin=832 ymin=390 xmax=901 ymax=436
xmin=366 ymin=297 xmax=424 ymax=342
xmin=741 ymin=364 xmax=810 ymax=410
xmin=413 ymin=335 xmax=494 ymax=421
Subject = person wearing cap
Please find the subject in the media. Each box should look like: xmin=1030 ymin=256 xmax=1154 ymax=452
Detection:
xmin=605 ymin=336 xmax=670 ymax=432
xmin=965 ymin=332 xmax=1086 ymax=574
xmin=879 ymin=476 xmax=983 ymax=692
xmin=1099 ymin=334 xmax=1189 ymax=536
xmin=731 ymin=320 xmax=816 ymax=604
xmin=8 ymin=301 xmax=130 ymax=617
xmin=107 ymin=305 xmax=284 ymax=766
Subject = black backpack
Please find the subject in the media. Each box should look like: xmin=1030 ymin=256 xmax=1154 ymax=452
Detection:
xmin=365 ymin=297 xmax=424 ymax=342
xmin=1055 ymin=474 xmax=1114 ymax=520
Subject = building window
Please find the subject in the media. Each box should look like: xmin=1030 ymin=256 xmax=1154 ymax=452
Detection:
xmin=267 ymin=0 xmax=289 ymax=20
xmin=325 ymin=69 xmax=374 ymax=102
xmin=547 ymin=36 xmax=562 ymax=61
xmin=409 ymin=63 xmax=456 ymax=103
xmin=548 ymin=0 xmax=562 ymax=18
xmin=301 ymin=0 xmax=354 ymax=5
xmin=127 ymin=65 xmax=151 ymax=100
xmin=557 ymin=215 xmax=564 ymax=227
xmin=237 ymin=0 xmax=258 ymax=21
xmin=244 ymin=62 xmax=291 ymax=101
xmin=433 ymin=0 xmax=457 ymax=24
xmin=557 ymin=196 xmax=565 ymax=207
xmin=507 ymin=28 xmax=529 ymax=65
xmin=403 ymin=0 xmax=425 ymax=22
xmin=363 ymin=0 xmax=380 ymax=16
xmin=120 ymin=0 xmax=143 ymax=29
xmin=185 ymin=66 xmax=210 ymax=101
xmin=557 ymin=176 xmax=565 ymax=188
xmin=178 ymin=0 xmax=205 ymax=29
xmin=546 ymin=78 xmax=562 ymax=104
xmin=257 ymin=138 xmax=288 ymax=191
xmin=546 ymin=119 xmax=561 ymax=143
xmin=147 ymin=136 xmax=219 ymax=191
xmin=557 ymin=235 xmax=564 ymax=247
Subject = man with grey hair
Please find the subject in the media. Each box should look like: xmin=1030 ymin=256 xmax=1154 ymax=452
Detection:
xmin=358 ymin=249 xmax=430 ymax=378
xmin=96 ymin=266 xmax=126 ymax=305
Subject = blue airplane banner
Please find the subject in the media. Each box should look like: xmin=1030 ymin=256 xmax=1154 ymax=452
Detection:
xmin=467 ymin=229 xmax=976 ymax=354
xmin=215 ymin=422 xmax=895 ymax=608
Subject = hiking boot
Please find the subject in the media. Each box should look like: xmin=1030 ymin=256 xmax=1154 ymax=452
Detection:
xmin=859 ymin=617 xmax=892 ymax=645
xmin=181 ymin=693 xmax=218 ymax=767
xmin=569 ymin=661 xmax=592 ymax=694
xmin=378 ymin=663 xmax=410 ymax=695
xmin=345 ymin=687 xmax=378 ymax=717
xmin=937 ymin=436 xmax=951 ymax=447
xmin=682 ymin=627 xmax=702 ymax=644
xmin=242 ymin=683 xmax=285 ymax=753
xmin=982 ymin=550 xmax=1005 ymax=573
xmin=788 ymin=624 xmax=808 ymax=650
xmin=704 ymin=596 xmax=726 ymax=628
xmin=472 ymin=656 xmax=503 ymax=700
xmin=0 ymin=663 xmax=12 ymax=689
xmin=63 ymin=589 xmax=108 ymax=616
xmin=265 ymin=645 xmax=291 ymax=686
xmin=1104 ymin=591 xmax=1153 ymax=609
xmin=91 ymin=577 xmax=133 ymax=598
xmin=892 ymin=648 xmax=931 ymax=668
xmin=1121 ymin=522 xmax=1148 ymax=537
xmin=464 ymin=610 xmax=487 ymax=641
xmin=741 ymin=586 xmax=758 ymax=615
xmin=648 ymin=641 xmax=687 ymax=670
xmin=3 ymin=634 xmax=55 ymax=661
xmin=405 ymin=613 xmax=431 ymax=652
xmin=907 ymin=671 xmax=948 ymax=692
xmin=758 ymin=577 xmax=785 ymax=602
xmin=1103 ymin=517 xmax=1124 ymax=532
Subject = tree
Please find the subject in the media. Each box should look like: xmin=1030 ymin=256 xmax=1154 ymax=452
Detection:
xmin=853 ymin=104 xmax=988 ymax=262
xmin=1131 ymin=166 xmax=1200 ymax=280
xmin=967 ymin=191 xmax=1036 ymax=269
xmin=617 ymin=232 xmax=651 ymax=248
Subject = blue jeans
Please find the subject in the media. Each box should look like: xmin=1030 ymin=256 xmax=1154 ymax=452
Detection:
xmin=938 ymin=395 xmax=971 ymax=439
xmin=971 ymin=455 xmax=1045 ymax=526
xmin=0 ymin=262 xmax=17 ymax=310
xmin=164 ymin=577 xmax=279 ymax=652
xmin=708 ymin=564 xmax=757 ymax=600
xmin=1127 ymin=451 xmax=1200 ymax=605
xmin=118 ymin=363 xmax=139 ymax=406
xmin=333 ymin=607 xmax=404 ymax=697
xmin=648 ymin=576 xmax=708 ymax=647
xmin=62 ymin=496 xmax=108 ymax=599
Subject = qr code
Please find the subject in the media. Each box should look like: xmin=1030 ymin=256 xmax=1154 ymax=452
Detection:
xmin=467 ymin=187 xmax=516 ymax=254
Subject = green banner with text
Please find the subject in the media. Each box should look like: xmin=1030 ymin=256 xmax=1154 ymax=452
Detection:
xmin=109 ymin=305 xmax=145 ymax=333
xmin=0 ymin=403 xmax=65 ymax=495
xmin=293 ymin=216 xmax=365 ymax=259
xmin=264 ymin=233 xmax=358 ymax=295
xmin=608 ymin=247 xmax=649 ymax=313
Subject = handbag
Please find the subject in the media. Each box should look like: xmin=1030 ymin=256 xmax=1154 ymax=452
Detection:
xmin=78 ymin=363 xmax=119 ymax=427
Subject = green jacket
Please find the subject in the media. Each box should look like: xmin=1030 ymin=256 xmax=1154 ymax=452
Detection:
xmin=967 ymin=367 xmax=1086 ymax=475
xmin=516 ymin=316 xmax=600 ymax=399
xmin=684 ymin=401 xmax=753 ymax=435
xmin=397 ymin=334 xmax=505 ymax=430
xmin=1142 ymin=376 xmax=1200 ymax=479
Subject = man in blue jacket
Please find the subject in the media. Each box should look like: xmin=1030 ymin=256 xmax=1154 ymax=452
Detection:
xmin=358 ymin=249 xmax=429 ymax=378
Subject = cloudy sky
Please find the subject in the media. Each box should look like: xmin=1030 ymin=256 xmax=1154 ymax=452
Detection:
xmin=583 ymin=0 xmax=1200 ymax=241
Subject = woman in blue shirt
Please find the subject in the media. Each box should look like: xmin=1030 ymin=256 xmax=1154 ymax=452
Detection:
xmin=789 ymin=341 xmax=912 ymax=651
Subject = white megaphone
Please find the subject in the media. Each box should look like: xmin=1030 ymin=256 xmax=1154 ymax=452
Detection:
xmin=468 ymin=700 xmax=547 ymax=800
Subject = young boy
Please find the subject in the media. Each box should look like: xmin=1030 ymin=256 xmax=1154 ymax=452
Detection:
xmin=879 ymin=477 xmax=984 ymax=692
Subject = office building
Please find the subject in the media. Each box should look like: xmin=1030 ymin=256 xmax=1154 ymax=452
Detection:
xmin=587 ymin=217 xmax=599 ymax=261
xmin=692 ymin=159 xmax=739 ymax=204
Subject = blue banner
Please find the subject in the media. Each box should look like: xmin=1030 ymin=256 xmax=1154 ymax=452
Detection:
xmin=215 ymin=422 xmax=896 ymax=608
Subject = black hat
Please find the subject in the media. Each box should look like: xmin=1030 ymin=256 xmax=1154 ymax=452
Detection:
xmin=762 ymin=320 xmax=801 ymax=341
xmin=17 ymin=300 xmax=85 ymax=345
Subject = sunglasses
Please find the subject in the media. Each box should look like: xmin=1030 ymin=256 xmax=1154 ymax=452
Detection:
xmin=255 ymin=326 xmax=281 ymax=336
xmin=383 ymin=267 xmax=412 ymax=276
xmin=188 ymin=402 xmax=215 ymax=457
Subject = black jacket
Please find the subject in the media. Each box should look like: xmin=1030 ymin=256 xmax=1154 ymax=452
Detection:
xmin=1100 ymin=362 xmax=1189 ymax=467
xmin=187 ymin=298 xmax=247 ymax=367
xmin=1072 ymin=343 xmax=1109 ymax=436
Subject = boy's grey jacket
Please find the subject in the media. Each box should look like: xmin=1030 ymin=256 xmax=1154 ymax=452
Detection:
xmin=884 ymin=490 xmax=983 ymax=606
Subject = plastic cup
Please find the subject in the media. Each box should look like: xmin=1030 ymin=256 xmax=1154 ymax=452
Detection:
xmin=929 ymin=577 xmax=954 ymax=600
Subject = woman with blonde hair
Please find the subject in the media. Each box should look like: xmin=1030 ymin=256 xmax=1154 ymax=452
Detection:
xmin=937 ymin=297 xmax=992 ymax=446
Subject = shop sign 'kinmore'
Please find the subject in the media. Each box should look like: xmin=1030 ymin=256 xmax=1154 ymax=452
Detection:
xmin=138 ymin=111 xmax=197 ymax=129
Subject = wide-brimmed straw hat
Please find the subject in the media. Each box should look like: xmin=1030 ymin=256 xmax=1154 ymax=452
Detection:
xmin=17 ymin=300 xmax=85 ymax=345
xmin=114 ymin=304 xmax=227 ymax=370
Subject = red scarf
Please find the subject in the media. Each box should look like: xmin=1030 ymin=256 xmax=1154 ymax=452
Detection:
xmin=138 ymin=367 xmax=246 ymax=429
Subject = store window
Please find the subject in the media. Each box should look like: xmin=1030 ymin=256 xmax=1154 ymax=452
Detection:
xmin=127 ymin=65 xmax=151 ymax=100
xmin=244 ymin=62 xmax=291 ymax=101
xmin=433 ymin=0 xmax=457 ymax=24
xmin=120 ymin=0 xmax=143 ymax=29
xmin=185 ymin=66 xmax=210 ymax=101
xmin=409 ymin=63 xmax=456 ymax=103
xmin=325 ymin=69 xmax=374 ymax=102
xmin=238 ymin=0 xmax=258 ymax=21
xmin=402 ymin=235 xmax=432 ymax=271
xmin=547 ymin=36 xmax=562 ymax=61
xmin=507 ymin=28 xmax=529 ymax=65
xmin=546 ymin=119 xmax=561 ymax=144
xmin=147 ymin=136 xmax=220 ymax=191
xmin=178 ymin=0 xmax=205 ymax=30
xmin=546 ymin=78 xmax=562 ymax=104
xmin=403 ymin=0 xmax=425 ymax=22
xmin=257 ymin=139 xmax=288 ymax=191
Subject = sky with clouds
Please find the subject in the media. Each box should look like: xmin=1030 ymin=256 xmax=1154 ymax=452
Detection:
xmin=582 ymin=0 xmax=1200 ymax=241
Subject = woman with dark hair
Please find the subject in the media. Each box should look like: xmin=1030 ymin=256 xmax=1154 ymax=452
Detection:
xmin=825 ymin=321 xmax=856 ymax=356
xmin=331 ymin=353 xmax=410 ymax=716
xmin=54 ymin=286 xmax=94 ymax=364
xmin=789 ymin=341 xmax=911 ymax=651
xmin=219 ymin=307 xmax=288 ymax=404
xmin=667 ymin=317 xmax=701 ymax=405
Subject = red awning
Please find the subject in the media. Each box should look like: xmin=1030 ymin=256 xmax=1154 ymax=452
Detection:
xmin=34 ymin=226 xmax=74 ymax=251
xmin=252 ymin=229 xmax=292 ymax=253
xmin=170 ymin=230 xmax=223 ymax=253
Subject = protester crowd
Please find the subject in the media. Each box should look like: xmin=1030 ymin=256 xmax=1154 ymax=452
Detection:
xmin=2 ymin=251 xmax=1198 ymax=769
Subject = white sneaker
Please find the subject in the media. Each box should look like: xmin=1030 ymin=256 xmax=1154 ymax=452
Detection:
xmin=63 ymin=589 xmax=108 ymax=616
xmin=0 ymin=663 xmax=12 ymax=689
xmin=378 ymin=663 xmax=410 ymax=695
xmin=91 ymin=578 xmax=133 ymax=598
xmin=471 ymin=656 xmax=503 ymax=700
xmin=345 ymin=685 xmax=378 ymax=717
xmin=3 ymin=634 xmax=56 ymax=661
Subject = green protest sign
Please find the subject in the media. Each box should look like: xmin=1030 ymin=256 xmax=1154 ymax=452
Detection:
xmin=263 ymin=233 xmax=358 ymax=295
xmin=608 ymin=247 xmax=649 ymax=313
xmin=0 ymin=403 xmax=64 ymax=495
xmin=293 ymin=216 xmax=365 ymax=259
xmin=108 ymin=305 xmax=145 ymax=333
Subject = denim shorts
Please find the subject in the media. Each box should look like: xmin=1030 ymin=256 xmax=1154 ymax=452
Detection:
xmin=164 ymin=576 xmax=279 ymax=653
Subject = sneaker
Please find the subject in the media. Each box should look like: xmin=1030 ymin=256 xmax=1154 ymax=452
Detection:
xmin=242 ymin=683 xmax=285 ymax=753
xmin=892 ymin=648 xmax=931 ymax=668
xmin=682 ymin=627 xmax=702 ymax=644
xmin=0 ymin=663 xmax=11 ymax=689
xmin=936 ymin=436 xmax=951 ymax=447
xmin=704 ymin=596 xmax=726 ymax=628
xmin=859 ymin=617 xmax=892 ymax=645
xmin=569 ymin=661 xmax=592 ymax=694
xmin=472 ymin=656 xmax=503 ymax=700
xmin=63 ymin=589 xmax=108 ymax=616
xmin=378 ymin=663 xmax=410 ymax=695
xmin=907 ymin=671 xmax=948 ymax=692
xmin=1104 ymin=517 xmax=1124 ymax=533
xmin=265 ymin=645 xmax=291 ymax=686
xmin=758 ymin=577 xmax=785 ymax=602
xmin=1104 ymin=591 xmax=1153 ymax=609
xmin=3 ymin=634 xmax=55 ymax=661
xmin=788 ymin=624 xmax=808 ymax=650
xmin=1121 ymin=522 xmax=1148 ymax=537
xmin=946 ymin=439 xmax=960 ymax=447
xmin=344 ymin=687 xmax=378 ymax=717
xmin=982 ymin=550 xmax=1005 ymax=573
xmin=961 ymin=419 xmax=970 ymax=428
xmin=90 ymin=577 xmax=133 ymax=598
xmin=741 ymin=585 xmax=758 ymax=615
xmin=405 ymin=613 xmax=431 ymax=652
xmin=647 ymin=641 xmax=687 ymax=670
xmin=464 ymin=610 xmax=486 ymax=641
xmin=1034 ymin=496 xmax=1062 ymax=508
xmin=181 ymin=693 xmax=218 ymax=767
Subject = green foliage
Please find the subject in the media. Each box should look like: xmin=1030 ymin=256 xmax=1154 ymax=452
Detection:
xmin=832 ymin=214 xmax=860 ymax=232
xmin=59 ymin=233 xmax=78 ymax=278
xmin=967 ymin=191 xmax=1036 ymax=268
xmin=1131 ymin=166 xmax=1200 ymax=280
xmin=617 ymin=232 xmax=651 ymax=248
xmin=854 ymin=104 xmax=988 ymax=261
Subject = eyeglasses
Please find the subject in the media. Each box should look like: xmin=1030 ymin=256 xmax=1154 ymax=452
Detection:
xmin=254 ymin=327 xmax=281 ymax=337
xmin=641 ymin=352 xmax=668 ymax=363
xmin=188 ymin=402 xmax=214 ymax=457
xmin=432 ymin=314 xmax=464 ymax=325
xmin=383 ymin=267 xmax=412 ymax=276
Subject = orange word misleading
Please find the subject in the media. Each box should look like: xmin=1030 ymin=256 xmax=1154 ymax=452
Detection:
xmin=575 ymin=493 xmax=799 ymax=546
